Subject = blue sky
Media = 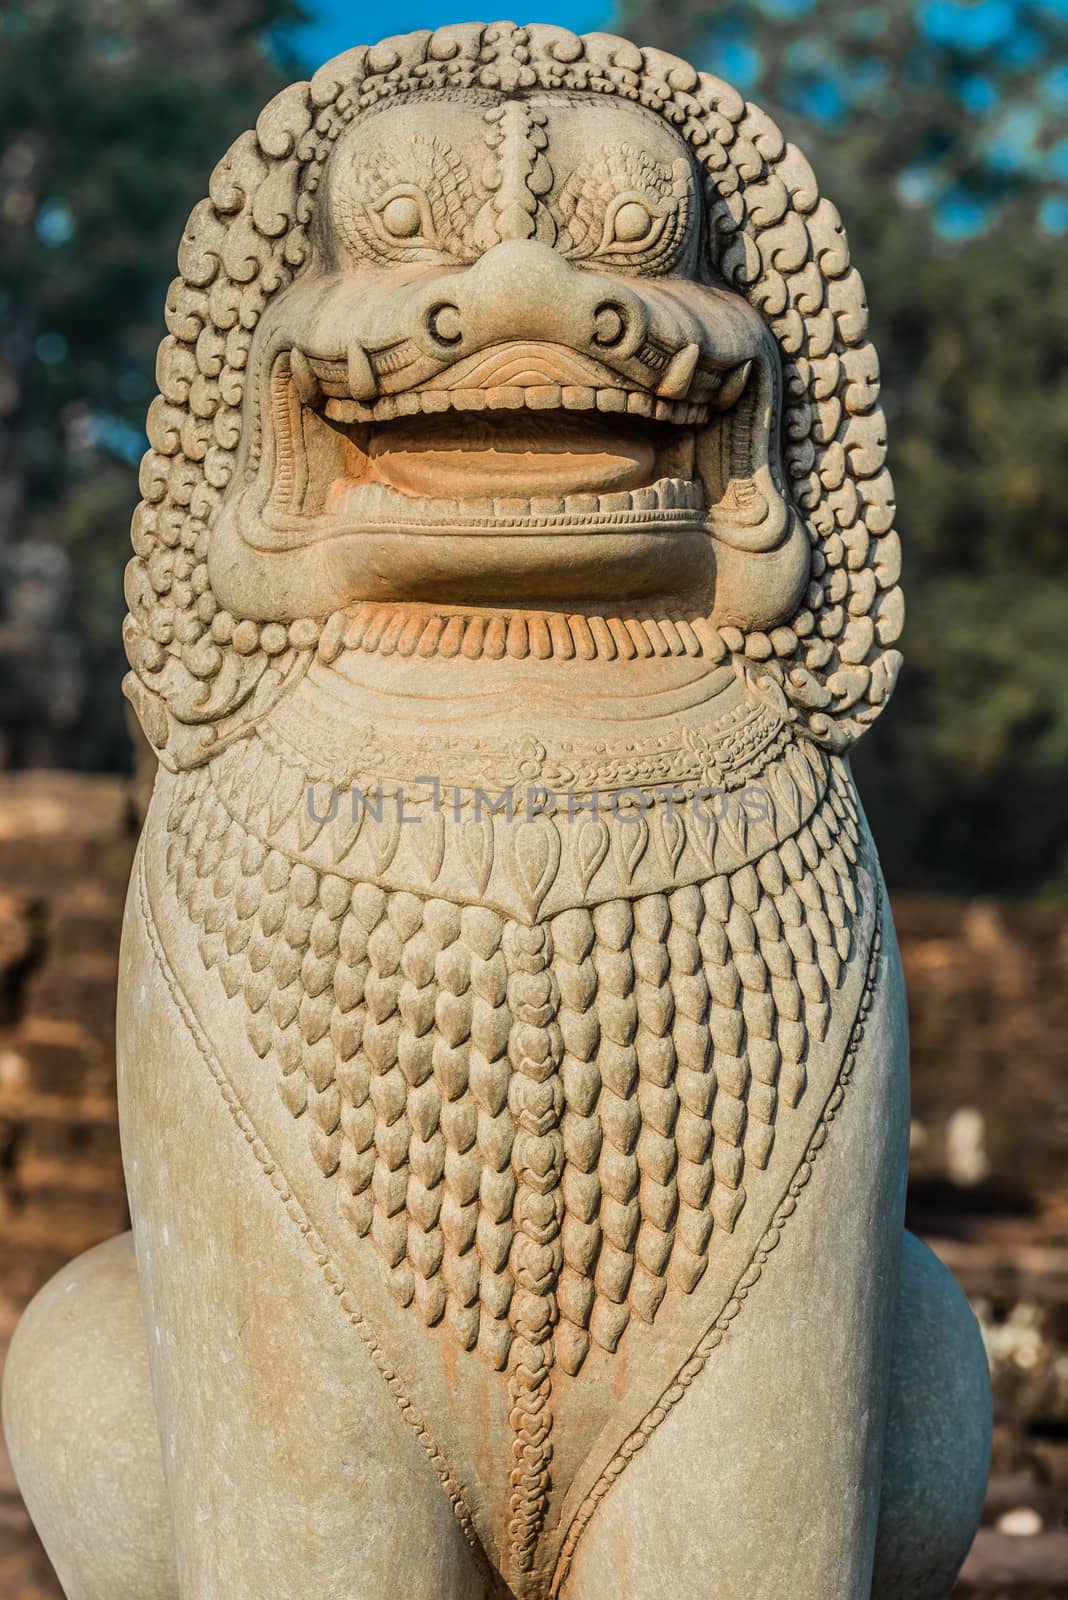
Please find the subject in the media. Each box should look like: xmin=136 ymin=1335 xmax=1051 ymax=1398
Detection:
xmin=291 ymin=0 xmax=615 ymax=67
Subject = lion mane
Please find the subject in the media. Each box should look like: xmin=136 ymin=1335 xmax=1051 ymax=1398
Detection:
xmin=124 ymin=21 xmax=903 ymax=772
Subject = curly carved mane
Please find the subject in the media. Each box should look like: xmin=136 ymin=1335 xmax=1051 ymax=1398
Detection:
xmin=124 ymin=21 xmax=903 ymax=772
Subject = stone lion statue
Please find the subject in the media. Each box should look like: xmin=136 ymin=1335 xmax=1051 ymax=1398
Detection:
xmin=4 ymin=23 xmax=990 ymax=1600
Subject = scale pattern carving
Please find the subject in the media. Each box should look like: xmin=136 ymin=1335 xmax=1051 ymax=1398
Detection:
xmin=166 ymin=749 xmax=861 ymax=1384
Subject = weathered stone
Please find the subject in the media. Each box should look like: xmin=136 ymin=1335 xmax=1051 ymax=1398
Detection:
xmin=3 ymin=23 xmax=989 ymax=1600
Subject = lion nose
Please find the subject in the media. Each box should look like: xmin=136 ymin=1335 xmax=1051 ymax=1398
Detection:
xmin=416 ymin=240 xmax=647 ymax=365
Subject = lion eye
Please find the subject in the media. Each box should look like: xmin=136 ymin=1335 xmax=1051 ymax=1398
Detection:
xmin=380 ymin=194 xmax=423 ymax=238
xmin=611 ymin=200 xmax=657 ymax=244
xmin=372 ymin=188 xmax=436 ymax=246
xmin=597 ymin=194 xmax=669 ymax=258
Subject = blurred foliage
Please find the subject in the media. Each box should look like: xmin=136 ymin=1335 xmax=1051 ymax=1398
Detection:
xmin=0 ymin=0 xmax=302 ymax=770
xmin=628 ymin=0 xmax=1068 ymax=234
xmin=625 ymin=0 xmax=1068 ymax=896
xmin=1 ymin=0 xmax=1066 ymax=895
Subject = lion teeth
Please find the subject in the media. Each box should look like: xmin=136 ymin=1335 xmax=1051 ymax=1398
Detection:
xmin=323 ymin=398 xmax=361 ymax=423
xmin=722 ymin=361 xmax=753 ymax=408
xmin=336 ymin=475 xmax=705 ymax=524
xmin=659 ymin=341 xmax=700 ymax=400
xmin=318 ymin=383 xmax=707 ymax=427
xmin=530 ymin=494 xmax=566 ymax=516
xmin=494 ymin=496 xmax=532 ymax=517
xmin=626 ymin=393 xmax=654 ymax=417
xmin=290 ymin=348 xmax=321 ymax=407
xmin=527 ymin=384 xmax=562 ymax=410
xmin=594 ymin=389 xmax=627 ymax=413
xmin=347 ymin=341 xmax=377 ymax=402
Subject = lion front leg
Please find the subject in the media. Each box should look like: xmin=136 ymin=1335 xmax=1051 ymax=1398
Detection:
xmin=2 ymin=1233 xmax=178 ymax=1600
xmin=871 ymin=1231 xmax=991 ymax=1600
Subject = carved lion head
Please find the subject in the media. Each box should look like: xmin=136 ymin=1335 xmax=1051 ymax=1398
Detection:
xmin=125 ymin=23 xmax=903 ymax=770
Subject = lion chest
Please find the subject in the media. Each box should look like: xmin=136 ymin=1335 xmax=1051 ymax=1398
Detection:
xmin=161 ymin=738 xmax=861 ymax=1382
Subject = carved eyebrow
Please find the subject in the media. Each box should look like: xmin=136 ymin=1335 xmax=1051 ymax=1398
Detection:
xmin=335 ymin=133 xmax=485 ymax=261
xmin=555 ymin=146 xmax=696 ymax=273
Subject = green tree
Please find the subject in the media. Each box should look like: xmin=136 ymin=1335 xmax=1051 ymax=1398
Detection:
xmin=0 ymin=0 xmax=303 ymax=769
xmin=624 ymin=0 xmax=1068 ymax=895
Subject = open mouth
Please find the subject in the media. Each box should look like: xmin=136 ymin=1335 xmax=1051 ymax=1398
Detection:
xmin=256 ymin=339 xmax=752 ymax=543
xmin=323 ymin=409 xmax=705 ymax=526
xmin=212 ymin=334 xmax=769 ymax=609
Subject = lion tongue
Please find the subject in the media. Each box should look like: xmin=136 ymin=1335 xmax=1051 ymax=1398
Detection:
xmin=365 ymin=414 xmax=657 ymax=499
